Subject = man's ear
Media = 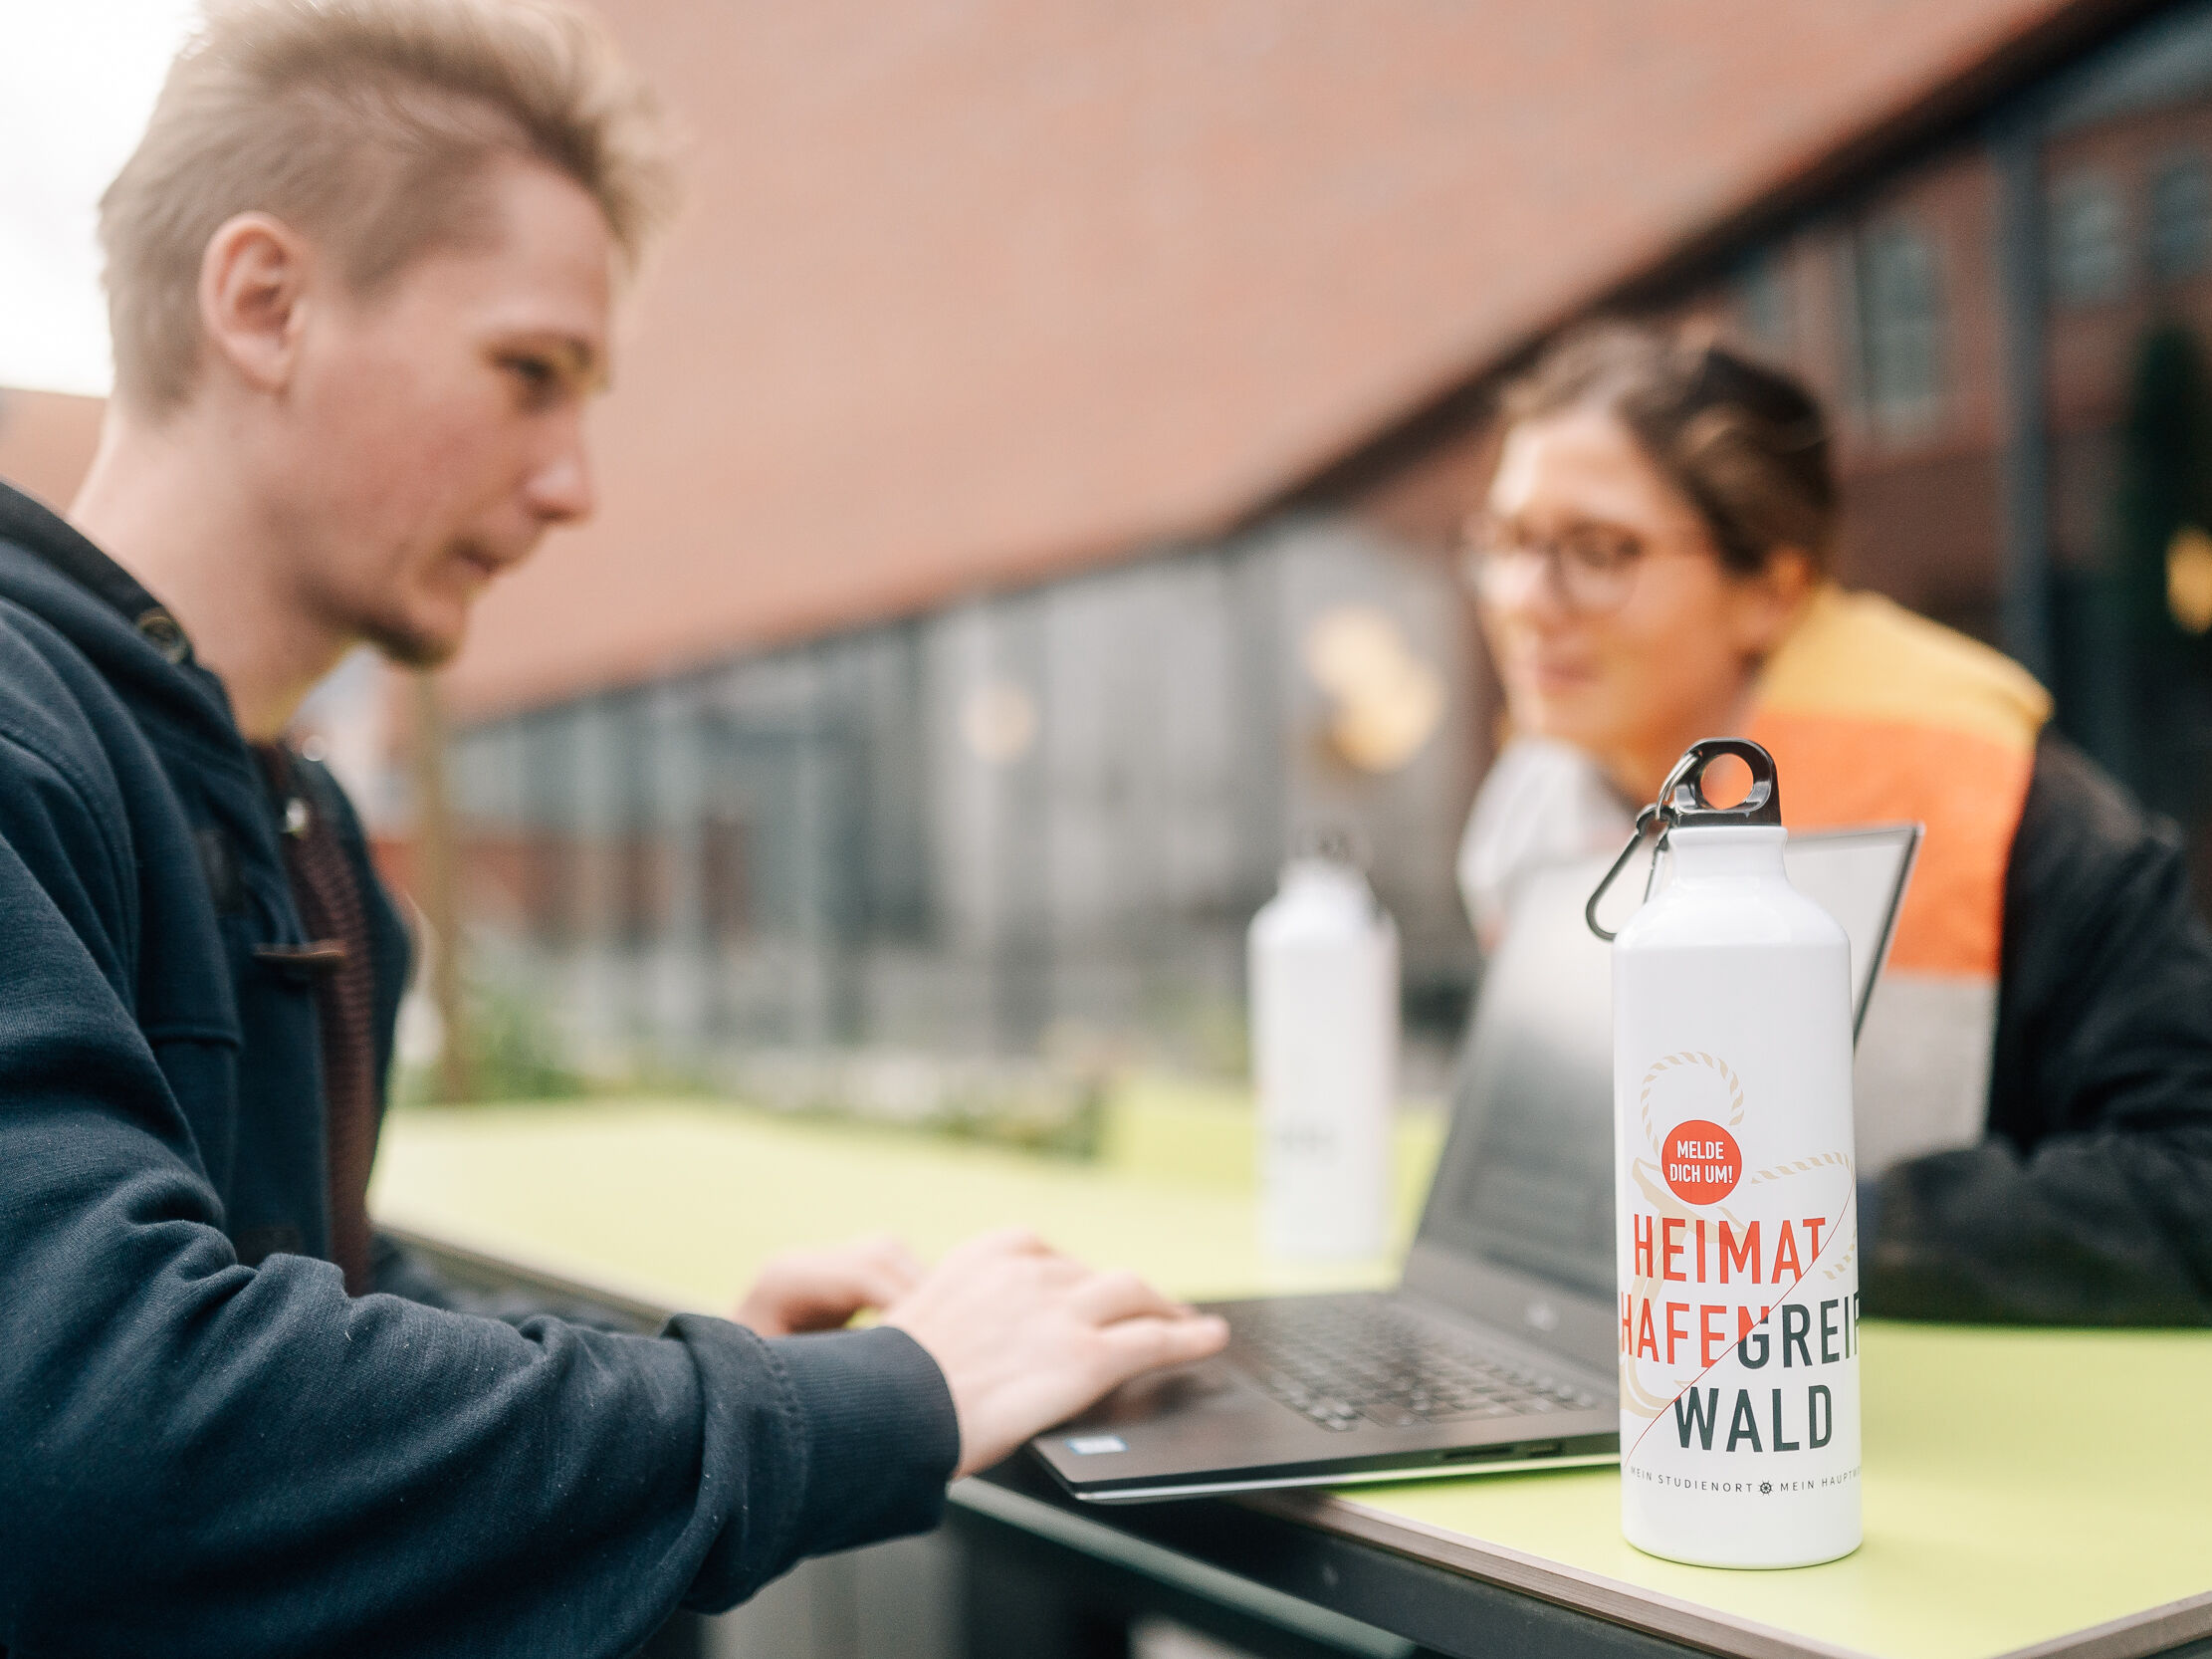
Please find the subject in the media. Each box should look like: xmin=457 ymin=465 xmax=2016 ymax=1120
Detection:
xmin=197 ymin=212 xmax=318 ymax=395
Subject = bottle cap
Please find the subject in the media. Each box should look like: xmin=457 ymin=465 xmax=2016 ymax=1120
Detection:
xmin=1657 ymin=737 xmax=1781 ymax=830
xmin=1585 ymin=737 xmax=1781 ymax=940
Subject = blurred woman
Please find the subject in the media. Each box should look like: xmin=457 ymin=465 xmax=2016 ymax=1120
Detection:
xmin=1461 ymin=321 xmax=2212 ymax=1324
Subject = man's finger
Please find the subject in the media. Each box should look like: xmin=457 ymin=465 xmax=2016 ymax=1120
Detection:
xmin=850 ymin=1233 xmax=925 ymax=1276
xmin=1067 ymin=1269 xmax=1185 ymax=1326
xmin=846 ymin=1236 xmax=926 ymax=1296
xmin=880 ymin=1240 xmax=928 ymax=1288
xmin=1093 ymin=1312 xmax=1229 ymax=1380
xmin=840 ymin=1263 xmax=918 ymax=1308
xmin=941 ymin=1226 xmax=1051 ymax=1270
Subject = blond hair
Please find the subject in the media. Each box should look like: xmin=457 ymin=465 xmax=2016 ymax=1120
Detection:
xmin=100 ymin=0 xmax=676 ymax=411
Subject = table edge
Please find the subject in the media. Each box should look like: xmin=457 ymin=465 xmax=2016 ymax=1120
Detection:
xmin=1251 ymin=1491 xmax=1872 ymax=1659
xmin=1994 ymin=1591 xmax=2212 ymax=1659
xmin=1269 ymin=1493 xmax=2212 ymax=1659
xmin=374 ymin=1216 xmax=703 ymax=1320
xmin=950 ymin=1477 xmax=1415 ymax=1658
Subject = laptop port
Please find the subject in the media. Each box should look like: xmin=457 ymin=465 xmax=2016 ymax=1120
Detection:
xmin=1439 ymin=1439 xmax=1564 ymax=1464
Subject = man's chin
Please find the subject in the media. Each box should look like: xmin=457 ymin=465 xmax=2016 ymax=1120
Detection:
xmin=360 ymin=616 xmax=467 ymax=671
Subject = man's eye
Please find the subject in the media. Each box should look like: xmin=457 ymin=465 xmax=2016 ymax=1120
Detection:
xmin=502 ymin=356 xmax=559 ymax=400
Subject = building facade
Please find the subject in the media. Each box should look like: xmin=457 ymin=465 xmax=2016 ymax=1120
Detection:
xmin=447 ymin=517 xmax=1482 ymax=1080
xmin=441 ymin=0 xmax=2212 ymax=1083
xmin=1715 ymin=0 xmax=2212 ymax=883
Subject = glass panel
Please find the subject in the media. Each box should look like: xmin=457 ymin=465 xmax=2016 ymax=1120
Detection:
xmin=1858 ymin=221 xmax=1945 ymax=438
xmin=2148 ymin=152 xmax=2212 ymax=281
xmin=2049 ymin=170 xmax=2129 ymax=305
xmin=1735 ymin=249 xmax=1792 ymax=356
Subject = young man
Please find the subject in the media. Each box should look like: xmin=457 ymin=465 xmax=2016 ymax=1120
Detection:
xmin=0 ymin=1 xmax=1224 ymax=1651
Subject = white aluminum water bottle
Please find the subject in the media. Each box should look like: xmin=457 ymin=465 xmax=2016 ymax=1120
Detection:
xmin=1248 ymin=848 xmax=1398 ymax=1261
xmin=1591 ymin=739 xmax=1862 ymax=1568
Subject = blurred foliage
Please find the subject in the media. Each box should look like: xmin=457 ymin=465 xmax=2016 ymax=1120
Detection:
xmin=1132 ymin=983 xmax=1249 ymax=1079
xmin=396 ymin=973 xmax=588 ymax=1107
xmin=722 ymin=1048 xmax=1109 ymax=1160
xmin=468 ymin=979 xmax=591 ymax=1101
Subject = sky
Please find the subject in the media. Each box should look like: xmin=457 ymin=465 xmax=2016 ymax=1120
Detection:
xmin=0 ymin=0 xmax=201 ymax=396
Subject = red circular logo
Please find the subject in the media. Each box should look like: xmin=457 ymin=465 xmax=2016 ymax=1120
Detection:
xmin=1662 ymin=1119 xmax=1742 ymax=1205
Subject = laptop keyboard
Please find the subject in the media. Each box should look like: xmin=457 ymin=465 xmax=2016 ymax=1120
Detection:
xmin=1227 ymin=1296 xmax=1602 ymax=1433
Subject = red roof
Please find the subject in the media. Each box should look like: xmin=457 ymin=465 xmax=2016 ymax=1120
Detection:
xmin=326 ymin=6 xmax=2147 ymax=712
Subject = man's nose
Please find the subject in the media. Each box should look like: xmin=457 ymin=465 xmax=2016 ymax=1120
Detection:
xmin=525 ymin=433 xmax=594 ymax=525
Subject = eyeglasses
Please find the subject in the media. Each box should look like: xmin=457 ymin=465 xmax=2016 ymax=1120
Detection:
xmin=1459 ymin=516 xmax=1650 ymax=613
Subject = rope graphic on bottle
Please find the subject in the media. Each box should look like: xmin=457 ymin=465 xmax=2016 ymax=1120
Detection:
xmin=1639 ymin=1051 xmax=1744 ymax=1154
xmin=1741 ymin=1152 xmax=1852 ymax=1183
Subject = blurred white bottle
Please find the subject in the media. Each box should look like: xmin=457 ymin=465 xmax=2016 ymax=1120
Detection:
xmin=1248 ymin=852 xmax=1398 ymax=1260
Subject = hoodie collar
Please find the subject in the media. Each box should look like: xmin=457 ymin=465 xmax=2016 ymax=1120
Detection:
xmin=0 ymin=479 xmax=249 ymax=754
xmin=0 ymin=482 xmax=193 ymax=653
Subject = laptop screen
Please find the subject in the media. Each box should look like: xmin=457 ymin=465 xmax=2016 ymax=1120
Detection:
xmin=1413 ymin=825 xmax=1918 ymax=1306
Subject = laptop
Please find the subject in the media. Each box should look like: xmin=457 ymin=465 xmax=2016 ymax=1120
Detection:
xmin=1031 ymin=823 xmax=1920 ymax=1503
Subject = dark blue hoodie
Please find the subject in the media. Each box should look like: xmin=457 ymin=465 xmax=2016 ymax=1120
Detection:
xmin=0 ymin=481 xmax=959 ymax=1657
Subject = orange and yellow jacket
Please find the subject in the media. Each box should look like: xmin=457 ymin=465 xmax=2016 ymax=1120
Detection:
xmin=1461 ymin=587 xmax=2212 ymax=1322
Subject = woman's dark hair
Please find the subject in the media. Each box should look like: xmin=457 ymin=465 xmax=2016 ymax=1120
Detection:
xmin=1499 ymin=320 xmax=1837 ymax=576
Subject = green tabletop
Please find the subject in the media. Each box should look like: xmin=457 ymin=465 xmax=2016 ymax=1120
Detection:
xmin=368 ymin=1084 xmax=1443 ymax=1310
xmin=1313 ymin=1321 xmax=2212 ymax=1659
xmin=370 ymin=1092 xmax=2212 ymax=1659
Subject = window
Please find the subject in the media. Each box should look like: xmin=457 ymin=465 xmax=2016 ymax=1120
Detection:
xmin=519 ymin=710 xmax=578 ymax=948
xmin=2048 ymin=171 xmax=2128 ymax=305
xmin=521 ymin=831 xmax=577 ymax=948
xmin=614 ymin=831 xmax=669 ymax=948
xmin=702 ymin=812 xmax=752 ymax=943
xmin=2148 ymin=152 xmax=2212 ymax=281
xmin=1856 ymin=222 xmax=1946 ymax=439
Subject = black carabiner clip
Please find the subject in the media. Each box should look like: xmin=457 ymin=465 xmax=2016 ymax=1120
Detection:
xmin=1584 ymin=803 xmax=1668 ymax=943
xmin=1583 ymin=737 xmax=1782 ymax=941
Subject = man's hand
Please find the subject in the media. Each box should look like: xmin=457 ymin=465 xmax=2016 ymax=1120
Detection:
xmin=884 ymin=1229 xmax=1229 ymax=1478
xmin=731 ymin=1233 xmax=925 ymax=1336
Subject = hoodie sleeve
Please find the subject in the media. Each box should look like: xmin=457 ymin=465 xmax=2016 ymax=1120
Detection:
xmin=1865 ymin=734 xmax=2212 ymax=1324
xmin=0 ymin=723 xmax=959 ymax=1657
